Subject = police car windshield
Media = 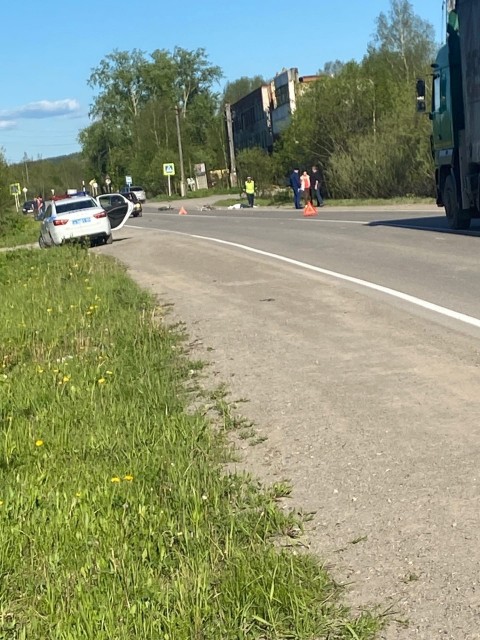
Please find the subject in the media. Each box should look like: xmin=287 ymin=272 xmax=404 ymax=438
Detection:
xmin=56 ymin=199 xmax=98 ymax=214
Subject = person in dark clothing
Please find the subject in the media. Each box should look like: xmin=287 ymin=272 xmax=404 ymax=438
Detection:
xmin=289 ymin=168 xmax=302 ymax=209
xmin=309 ymin=165 xmax=324 ymax=207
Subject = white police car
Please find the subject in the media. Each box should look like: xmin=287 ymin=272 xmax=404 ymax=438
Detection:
xmin=38 ymin=194 xmax=133 ymax=248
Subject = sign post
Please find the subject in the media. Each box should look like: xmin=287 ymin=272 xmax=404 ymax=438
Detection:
xmin=125 ymin=175 xmax=132 ymax=192
xmin=163 ymin=163 xmax=175 ymax=197
xmin=9 ymin=183 xmax=21 ymax=212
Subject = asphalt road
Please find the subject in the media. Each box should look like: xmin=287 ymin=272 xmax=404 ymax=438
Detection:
xmin=102 ymin=201 xmax=480 ymax=639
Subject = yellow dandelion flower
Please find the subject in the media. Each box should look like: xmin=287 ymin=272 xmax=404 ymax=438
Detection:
xmin=111 ymin=476 xmax=121 ymax=483
xmin=62 ymin=375 xmax=71 ymax=383
xmin=0 ymin=501 xmax=3 ymax=506
xmin=86 ymin=311 xmax=92 ymax=316
xmin=97 ymin=377 xmax=106 ymax=384
xmin=47 ymin=308 xmax=53 ymax=313
xmin=106 ymin=371 xmax=113 ymax=375
xmin=124 ymin=475 xmax=134 ymax=482
xmin=89 ymin=305 xmax=95 ymax=311
xmin=75 ymin=492 xmax=82 ymax=498
xmin=36 ymin=367 xmax=44 ymax=374
xmin=35 ymin=440 xmax=44 ymax=447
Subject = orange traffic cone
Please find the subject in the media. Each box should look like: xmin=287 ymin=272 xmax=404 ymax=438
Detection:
xmin=303 ymin=201 xmax=317 ymax=217
xmin=178 ymin=206 xmax=188 ymax=215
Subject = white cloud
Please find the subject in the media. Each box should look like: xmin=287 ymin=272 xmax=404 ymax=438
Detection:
xmin=0 ymin=120 xmax=16 ymax=130
xmin=0 ymin=99 xmax=81 ymax=121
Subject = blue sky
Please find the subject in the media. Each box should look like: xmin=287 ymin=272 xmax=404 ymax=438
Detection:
xmin=1 ymin=0 xmax=445 ymax=164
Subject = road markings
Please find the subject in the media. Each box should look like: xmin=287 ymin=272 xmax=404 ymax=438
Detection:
xmin=189 ymin=234 xmax=480 ymax=329
xmin=124 ymin=226 xmax=480 ymax=329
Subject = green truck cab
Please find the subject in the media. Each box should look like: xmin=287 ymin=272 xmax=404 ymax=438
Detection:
xmin=418 ymin=0 xmax=480 ymax=229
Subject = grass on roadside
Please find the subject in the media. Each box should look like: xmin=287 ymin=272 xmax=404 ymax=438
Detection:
xmin=0 ymin=246 xmax=383 ymax=639
xmin=212 ymin=195 xmax=435 ymax=209
xmin=0 ymin=208 xmax=39 ymax=248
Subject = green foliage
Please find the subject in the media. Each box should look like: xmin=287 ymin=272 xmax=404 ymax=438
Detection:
xmin=0 ymin=149 xmax=9 ymax=206
xmin=236 ymin=148 xmax=275 ymax=196
xmin=6 ymin=153 xmax=87 ymax=201
xmin=0 ymin=208 xmax=39 ymax=247
xmin=221 ymin=75 xmax=265 ymax=108
xmin=81 ymin=47 xmax=224 ymax=195
xmin=274 ymin=0 xmax=436 ymax=199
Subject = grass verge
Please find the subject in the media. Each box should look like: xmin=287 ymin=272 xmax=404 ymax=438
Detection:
xmin=0 ymin=209 xmax=39 ymax=248
xmin=213 ymin=196 xmax=435 ymax=209
xmin=0 ymin=246 xmax=382 ymax=639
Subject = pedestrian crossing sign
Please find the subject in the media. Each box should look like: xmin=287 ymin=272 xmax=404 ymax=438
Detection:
xmin=163 ymin=163 xmax=175 ymax=176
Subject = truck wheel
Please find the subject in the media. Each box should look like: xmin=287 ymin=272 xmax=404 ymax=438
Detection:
xmin=443 ymin=175 xmax=471 ymax=230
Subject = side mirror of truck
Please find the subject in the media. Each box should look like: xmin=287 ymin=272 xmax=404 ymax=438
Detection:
xmin=416 ymin=78 xmax=427 ymax=113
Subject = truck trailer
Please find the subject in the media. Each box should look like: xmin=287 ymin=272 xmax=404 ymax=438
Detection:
xmin=418 ymin=0 xmax=480 ymax=229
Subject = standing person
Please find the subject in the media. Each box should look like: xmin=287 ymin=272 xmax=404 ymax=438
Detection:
xmin=244 ymin=176 xmax=255 ymax=207
xmin=309 ymin=165 xmax=324 ymax=207
xmin=300 ymin=170 xmax=311 ymax=206
xmin=34 ymin=194 xmax=43 ymax=216
xmin=289 ymin=168 xmax=302 ymax=209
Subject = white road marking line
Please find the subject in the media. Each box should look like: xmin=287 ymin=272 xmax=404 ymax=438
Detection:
xmin=190 ymin=234 xmax=480 ymax=329
xmin=124 ymin=226 xmax=480 ymax=329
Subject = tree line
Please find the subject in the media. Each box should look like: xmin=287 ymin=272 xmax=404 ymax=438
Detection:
xmin=1 ymin=0 xmax=437 ymax=204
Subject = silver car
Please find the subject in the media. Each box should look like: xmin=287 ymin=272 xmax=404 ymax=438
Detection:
xmin=121 ymin=185 xmax=146 ymax=203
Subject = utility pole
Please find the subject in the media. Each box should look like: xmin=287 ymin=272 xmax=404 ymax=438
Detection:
xmin=23 ymin=152 xmax=29 ymax=185
xmin=225 ymin=103 xmax=238 ymax=188
xmin=175 ymin=106 xmax=186 ymax=197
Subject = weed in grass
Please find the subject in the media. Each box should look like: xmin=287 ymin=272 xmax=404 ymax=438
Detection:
xmin=270 ymin=481 xmax=293 ymax=500
xmin=0 ymin=245 xmax=383 ymax=639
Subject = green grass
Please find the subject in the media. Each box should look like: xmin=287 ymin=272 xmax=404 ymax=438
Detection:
xmin=0 ymin=208 xmax=39 ymax=248
xmin=213 ymin=195 xmax=435 ymax=209
xmin=325 ymin=196 xmax=434 ymax=207
xmin=0 ymin=246 xmax=382 ymax=639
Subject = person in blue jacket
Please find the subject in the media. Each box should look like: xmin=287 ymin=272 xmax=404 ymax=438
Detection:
xmin=289 ymin=168 xmax=302 ymax=209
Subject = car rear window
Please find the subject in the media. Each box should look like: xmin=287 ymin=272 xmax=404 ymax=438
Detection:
xmin=56 ymin=199 xmax=98 ymax=214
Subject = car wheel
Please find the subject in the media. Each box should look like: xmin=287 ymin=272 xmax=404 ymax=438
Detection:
xmin=38 ymin=234 xmax=46 ymax=249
